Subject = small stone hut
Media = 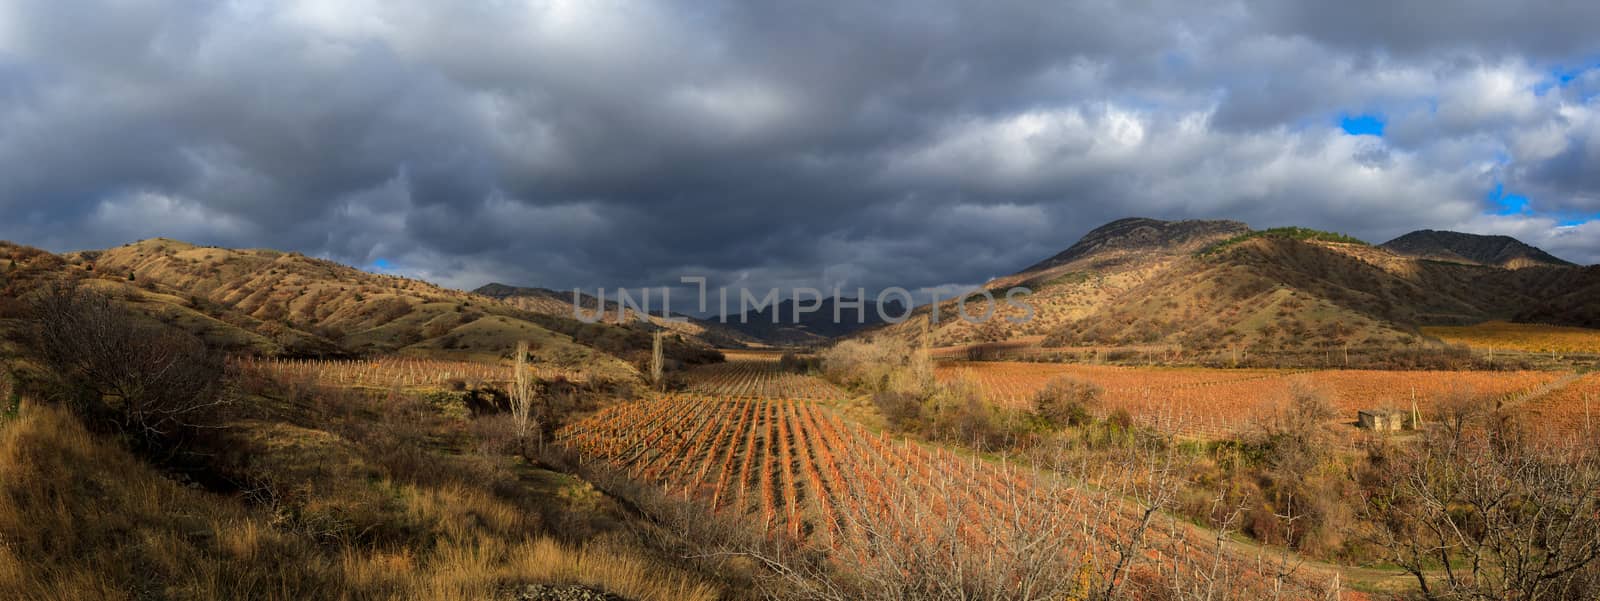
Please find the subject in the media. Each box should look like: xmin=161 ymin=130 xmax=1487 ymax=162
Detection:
xmin=1358 ymin=409 xmax=1410 ymax=431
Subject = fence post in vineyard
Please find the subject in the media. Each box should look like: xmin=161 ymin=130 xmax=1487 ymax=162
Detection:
xmin=1411 ymin=388 xmax=1421 ymax=429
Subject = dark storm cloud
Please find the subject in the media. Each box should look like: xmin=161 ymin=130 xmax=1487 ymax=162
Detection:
xmin=3 ymin=0 xmax=1600 ymax=299
xmin=1245 ymin=1 xmax=1600 ymax=60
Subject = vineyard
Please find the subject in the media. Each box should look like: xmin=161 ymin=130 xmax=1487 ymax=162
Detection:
xmin=234 ymin=356 xmax=584 ymax=389
xmin=1422 ymin=321 xmax=1600 ymax=354
xmin=937 ymin=362 xmax=1572 ymax=440
xmin=683 ymin=360 xmax=846 ymax=400
xmin=1520 ymin=372 xmax=1600 ymax=443
xmin=558 ymin=396 xmax=1338 ymax=598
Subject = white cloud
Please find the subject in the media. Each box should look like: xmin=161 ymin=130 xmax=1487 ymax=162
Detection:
xmin=86 ymin=190 xmax=251 ymax=244
xmin=1437 ymin=63 xmax=1546 ymax=129
xmin=1447 ymin=213 xmax=1600 ymax=264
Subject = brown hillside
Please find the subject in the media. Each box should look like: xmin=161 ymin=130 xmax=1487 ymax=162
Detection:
xmin=79 ymin=240 xmax=734 ymax=377
xmin=3 ymin=238 xmax=725 ymax=380
xmin=475 ymin=283 xmax=761 ymax=348
xmin=869 ymin=218 xmax=1251 ymax=347
xmin=863 ymin=219 xmax=1598 ymax=364
xmin=2 ymin=240 xmax=314 ymax=356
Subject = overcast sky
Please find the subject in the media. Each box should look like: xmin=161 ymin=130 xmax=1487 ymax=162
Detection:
xmin=2 ymin=1 xmax=1598 ymax=298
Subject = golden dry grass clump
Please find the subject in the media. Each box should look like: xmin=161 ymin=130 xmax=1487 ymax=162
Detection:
xmin=0 ymin=402 xmax=717 ymax=601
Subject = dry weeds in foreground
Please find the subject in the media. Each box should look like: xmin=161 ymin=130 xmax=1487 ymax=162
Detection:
xmin=0 ymin=403 xmax=718 ymax=601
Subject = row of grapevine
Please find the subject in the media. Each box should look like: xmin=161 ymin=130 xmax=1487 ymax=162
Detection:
xmin=1519 ymin=372 xmax=1600 ymax=443
xmin=235 ymin=356 xmax=584 ymax=389
xmin=558 ymin=396 xmax=1337 ymax=598
xmin=938 ymin=361 xmax=1574 ymax=441
xmin=684 ymin=360 xmax=845 ymax=400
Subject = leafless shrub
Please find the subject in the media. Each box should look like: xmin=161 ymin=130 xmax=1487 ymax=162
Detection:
xmin=1032 ymin=376 xmax=1103 ymax=428
xmin=820 ymin=337 xmax=931 ymax=395
xmin=1247 ymin=382 xmax=1350 ymax=552
xmin=650 ymin=330 xmax=665 ymax=389
xmin=1357 ymin=408 xmax=1600 ymax=599
xmin=927 ymin=378 xmax=1007 ymax=449
xmin=777 ymin=351 xmax=820 ymax=374
xmin=28 ymin=283 xmax=229 ymax=452
xmin=511 ymin=340 xmax=541 ymax=454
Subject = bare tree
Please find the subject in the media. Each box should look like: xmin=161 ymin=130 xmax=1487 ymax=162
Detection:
xmin=29 ymin=283 xmax=228 ymax=450
xmin=1357 ymin=404 xmax=1600 ymax=600
xmin=510 ymin=340 xmax=539 ymax=453
xmin=650 ymin=330 xmax=664 ymax=390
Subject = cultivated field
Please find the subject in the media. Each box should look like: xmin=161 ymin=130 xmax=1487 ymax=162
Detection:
xmin=936 ymin=361 xmax=1573 ymax=439
xmin=1423 ymin=321 xmax=1600 ymax=354
xmin=235 ymin=356 xmax=586 ymax=389
xmin=1520 ymin=372 xmax=1600 ymax=442
xmin=558 ymin=396 xmax=1337 ymax=598
xmin=683 ymin=360 xmax=845 ymax=400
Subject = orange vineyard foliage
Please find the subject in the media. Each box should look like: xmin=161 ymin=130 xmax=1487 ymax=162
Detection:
xmin=1422 ymin=321 xmax=1600 ymax=354
xmin=684 ymin=360 xmax=846 ymax=400
xmin=558 ymin=396 xmax=1336 ymax=598
xmin=937 ymin=362 xmax=1568 ymax=440
xmin=1520 ymin=372 xmax=1600 ymax=443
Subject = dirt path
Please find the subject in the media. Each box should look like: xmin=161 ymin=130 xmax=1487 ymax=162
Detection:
xmin=1192 ymin=518 xmax=1426 ymax=595
xmin=1499 ymin=370 xmax=1584 ymax=411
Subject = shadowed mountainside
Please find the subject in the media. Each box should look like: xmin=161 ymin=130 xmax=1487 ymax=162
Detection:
xmin=1381 ymin=229 xmax=1576 ymax=269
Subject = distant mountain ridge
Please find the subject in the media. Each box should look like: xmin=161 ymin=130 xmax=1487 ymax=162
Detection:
xmin=473 ymin=283 xmax=759 ymax=348
xmin=711 ymin=296 xmax=906 ymax=346
xmin=1021 ymin=217 xmax=1251 ymax=273
xmin=1381 ymin=229 xmax=1575 ymax=269
xmin=10 ymin=216 xmax=1590 ymax=363
xmin=475 ymin=283 xmax=898 ymax=347
xmin=864 ymin=218 xmax=1599 ymax=358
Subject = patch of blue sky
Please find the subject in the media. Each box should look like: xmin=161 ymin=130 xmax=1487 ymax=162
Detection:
xmin=1486 ymin=182 xmax=1531 ymax=215
xmin=1535 ymin=59 xmax=1600 ymax=96
xmin=1339 ymin=113 xmax=1385 ymax=136
xmin=1555 ymin=212 xmax=1600 ymax=227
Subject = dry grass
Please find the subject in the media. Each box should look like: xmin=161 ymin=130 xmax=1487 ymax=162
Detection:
xmin=0 ymin=401 xmax=720 ymax=601
xmin=338 ymin=536 xmax=719 ymax=601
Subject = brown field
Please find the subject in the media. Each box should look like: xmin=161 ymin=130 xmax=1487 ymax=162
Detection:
xmin=682 ymin=360 xmax=844 ymax=400
xmin=558 ymin=396 xmax=1336 ymax=598
xmin=235 ymin=356 xmax=588 ymax=390
xmin=936 ymin=361 xmax=1572 ymax=439
xmin=1520 ymin=372 xmax=1600 ymax=442
xmin=1423 ymin=321 xmax=1600 ymax=354
xmin=716 ymin=349 xmax=794 ymax=362
xmin=930 ymin=337 xmax=1177 ymax=362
